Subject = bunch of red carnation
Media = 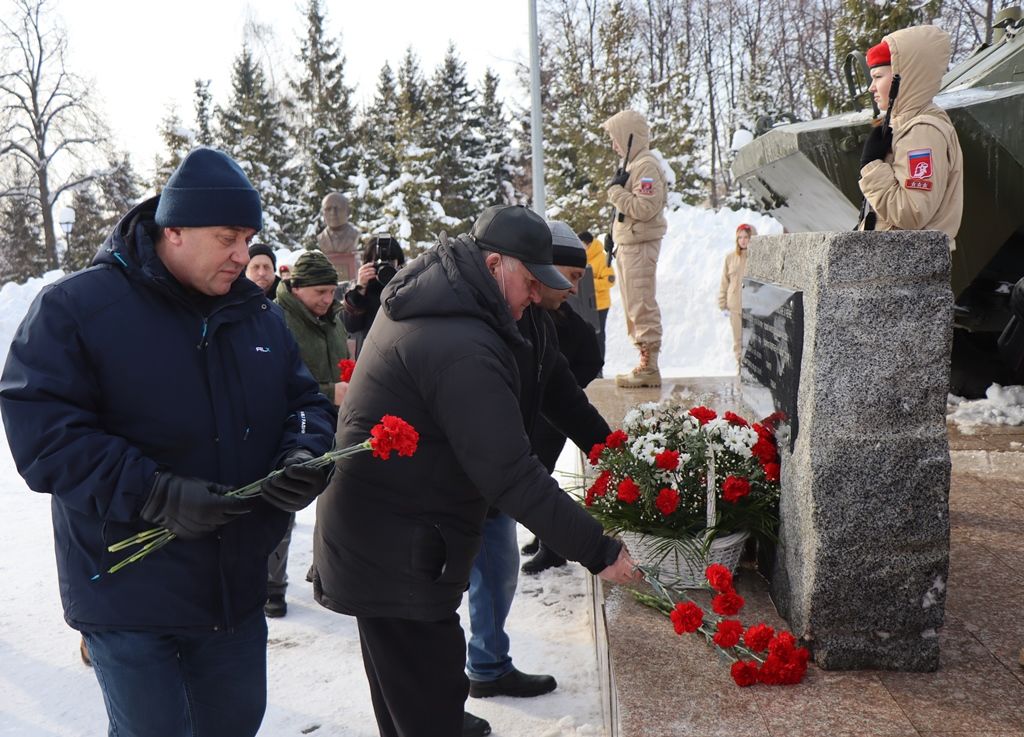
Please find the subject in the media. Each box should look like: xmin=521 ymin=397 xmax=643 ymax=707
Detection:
xmin=750 ymin=419 xmax=781 ymax=484
xmin=658 ymin=563 xmax=810 ymax=687
xmin=338 ymin=358 xmax=356 ymax=383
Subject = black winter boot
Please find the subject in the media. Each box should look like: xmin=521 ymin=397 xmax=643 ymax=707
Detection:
xmin=520 ymin=536 xmax=539 ymax=556
xmin=264 ymin=594 xmax=287 ymax=618
xmin=463 ymin=711 xmax=491 ymax=737
xmin=520 ymin=543 xmax=566 ymax=574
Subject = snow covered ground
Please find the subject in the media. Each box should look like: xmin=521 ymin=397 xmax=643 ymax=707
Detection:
xmin=1 ymin=202 xmax=1020 ymax=736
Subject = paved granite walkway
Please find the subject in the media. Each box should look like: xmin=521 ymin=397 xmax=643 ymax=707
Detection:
xmin=584 ymin=377 xmax=1024 ymax=737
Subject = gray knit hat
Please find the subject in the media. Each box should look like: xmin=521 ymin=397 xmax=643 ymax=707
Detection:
xmin=547 ymin=221 xmax=588 ymax=268
xmin=290 ymin=250 xmax=338 ymax=287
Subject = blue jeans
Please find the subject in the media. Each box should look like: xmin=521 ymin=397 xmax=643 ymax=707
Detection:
xmin=466 ymin=512 xmax=520 ymax=681
xmin=82 ymin=612 xmax=268 ymax=737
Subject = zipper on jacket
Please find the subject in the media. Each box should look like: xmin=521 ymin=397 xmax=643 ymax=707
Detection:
xmin=197 ymin=318 xmax=209 ymax=350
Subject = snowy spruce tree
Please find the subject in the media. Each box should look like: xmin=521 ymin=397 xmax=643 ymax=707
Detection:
xmin=153 ymin=107 xmax=194 ymax=192
xmin=61 ymin=183 xmax=105 ymax=273
xmin=291 ymin=0 xmax=358 ymax=238
xmin=217 ymin=44 xmax=303 ymax=248
xmin=471 ymin=69 xmax=522 ymax=209
xmin=193 ymin=79 xmax=215 ymax=147
xmin=422 ymin=44 xmax=479 ymax=236
xmin=62 ymin=153 xmax=144 ymax=273
xmin=0 ymin=163 xmax=46 ymax=283
xmin=388 ymin=49 xmax=442 ymax=252
xmin=355 ymin=62 xmax=402 ymax=240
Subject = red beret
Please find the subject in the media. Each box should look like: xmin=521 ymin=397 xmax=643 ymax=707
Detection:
xmin=736 ymin=223 xmax=753 ymax=234
xmin=867 ymin=41 xmax=891 ymax=69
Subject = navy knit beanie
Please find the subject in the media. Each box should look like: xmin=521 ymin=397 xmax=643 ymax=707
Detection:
xmin=155 ymin=147 xmax=263 ymax=231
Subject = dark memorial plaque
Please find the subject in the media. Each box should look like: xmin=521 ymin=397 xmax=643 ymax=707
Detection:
xmin=740 ymin=278 xmax=803 ymax=451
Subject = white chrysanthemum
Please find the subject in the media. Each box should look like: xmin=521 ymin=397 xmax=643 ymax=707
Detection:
xmin=703 ymin=417 xmax=730 ymax=438
xmin=623 ymin=408 xmax=643 ymax=431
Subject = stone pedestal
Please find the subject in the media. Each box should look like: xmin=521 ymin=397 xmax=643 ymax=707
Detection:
xmin=744 ymin=231 xmax=953 ymax=671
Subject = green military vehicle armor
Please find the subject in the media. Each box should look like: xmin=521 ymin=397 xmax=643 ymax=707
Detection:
xmin=732 ymin=8 xmax=1024 ymax=396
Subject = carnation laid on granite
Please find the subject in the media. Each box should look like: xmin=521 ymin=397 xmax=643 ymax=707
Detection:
xmin=636 ymin=564 xmax=811 ymax=687
xmin=584 ymin=401 xmax=781 ymax=585
xmin=105 ymin=415 xmax=418 ymax=574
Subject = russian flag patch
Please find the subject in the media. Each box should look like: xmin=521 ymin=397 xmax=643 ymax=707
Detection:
xmin=639 ymin=177 xmax=655 ymax=195
xmin=907 ymin=148 xmax=933 ymax=179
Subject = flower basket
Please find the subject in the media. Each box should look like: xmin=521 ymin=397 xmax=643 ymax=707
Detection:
xmin=583 ymin=402 xmax=781 ymax=587
xmin=619 ymin=529 xmax=749 ymax=589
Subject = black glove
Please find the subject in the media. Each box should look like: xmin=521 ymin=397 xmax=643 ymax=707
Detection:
xmin=260 ymin=448 xmax=330 ymax=513
xmin=860 ymin=125 xmax=893 ymax=167
xmin=609 ymin=169 xmax=629 ymax=188
xmin=140 ymin=472 xmax=250 ymax=540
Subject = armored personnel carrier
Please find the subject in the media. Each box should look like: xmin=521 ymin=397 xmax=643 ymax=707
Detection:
xmin=732 ymin=9 xmax=1024 ymax=396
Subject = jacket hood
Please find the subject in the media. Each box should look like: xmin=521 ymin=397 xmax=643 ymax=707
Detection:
xmin=92 ymin=194 xmax=162 ymax=274
xmin=380 ymin=234 xmax=524 ymax=345
xmin=884 ymin=25 xmax=951 ymax=121
xmin=602 ymin=110 xmax=651 ymax=155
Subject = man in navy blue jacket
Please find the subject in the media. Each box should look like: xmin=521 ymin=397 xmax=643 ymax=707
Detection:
xmin=0 ymin=148 xmax=336 ymax=737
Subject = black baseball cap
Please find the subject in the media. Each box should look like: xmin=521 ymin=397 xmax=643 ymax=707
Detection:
xmin=470 ymin=205 xmax=572 ymax=290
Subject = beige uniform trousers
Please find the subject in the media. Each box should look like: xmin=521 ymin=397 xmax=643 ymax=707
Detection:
xmin=729 ymin=309 xmax=742 ymax=365
xmin=616 ymin=240 xmax=662 ymax=348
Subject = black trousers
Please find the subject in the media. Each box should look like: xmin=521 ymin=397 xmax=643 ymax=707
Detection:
xmin=357 ymin=614 xmax=469 ymax=737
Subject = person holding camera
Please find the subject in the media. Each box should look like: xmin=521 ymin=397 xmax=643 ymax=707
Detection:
xmin=341 ymin=235 xmax=406 ymax=359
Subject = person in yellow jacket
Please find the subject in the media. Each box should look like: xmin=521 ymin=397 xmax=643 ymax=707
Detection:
xmin=579 ymin=229 xmax=616 ymax=365
xmin=602 ymin=109 xmax=668 ymax=388
xmin=718 ymin=224 xmax=755 ymax=367
xmin=858 ymin=25 xmax=963 ymax=247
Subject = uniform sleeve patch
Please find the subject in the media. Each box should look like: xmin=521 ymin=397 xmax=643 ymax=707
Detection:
xmin=638 ymin=177 xmax=655 ymax=195
xmin=907 ymin=148 xmax=933 ymax=179
xmin=905 ymin=178 xmax=933 ymax=191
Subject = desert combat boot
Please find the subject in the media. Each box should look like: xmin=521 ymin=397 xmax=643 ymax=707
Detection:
xmin=616 ymin=343 xmax=661 ymax=388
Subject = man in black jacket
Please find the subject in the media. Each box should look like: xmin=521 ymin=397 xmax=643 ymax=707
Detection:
xmin=520 ymin=222 xmax=606 ymax=575
xmin=465 ymin=220 xmax=610 ymax=702
xmin=312 ymin=205 xmax=641 ymax=737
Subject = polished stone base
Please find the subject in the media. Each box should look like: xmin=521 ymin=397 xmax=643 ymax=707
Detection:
xmin=585 ymin=375 xmax=1024 ymax=736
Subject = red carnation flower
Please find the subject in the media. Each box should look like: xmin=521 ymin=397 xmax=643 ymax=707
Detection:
xmin=670 ymin=602 xmax=704 ymax=634
xmin=655 ymin=487 xmax=680 ymax=516
xmin=763 ymin=462 xmax=780 ymax=483
xmin=743 ymin=623 xmax=775 ymax=652
xmin=763 ymin=411 xmax=787 ymax=430
xmin=688 ymin=406 xmax=717 ymax=425
xmin=752 ymin=437 xmax=777 ymax=465
xmin=713 ymin=619 xmax=744 ymax=648
xmin=654 ymin=448 xmax=680 ymax=471
xmin=723 ymin=411 xmax=749 ymax=427
xmin=338 ymin=358 xmax=356 ymax=383
xmin=369 ymin=415 xmax=419 ymax=460
xmin=752 ymin=422 xmax=773 ymax=441
xmin=758 ymin=646 xmax=809 ymax=685
xmin=730 ymin=660 xmax=759 ymax=687
xmin=606 ymin=429 xmax=629 ymax=449
xmin=588 ymin=443 xmax=606 ymax=466
xmin=616 ymin=477 xmax=641 ymax=504
xmin=588 ymin=470 xmax=611 ymax=499
xmin=768 ymin=631 xmax=798 ymax=659
xmin=722 ymin=475 xmax=751 ymax=503
xmin=705 ymin=563 xmax=734 ymax=592
xmin=712 ymin=590 xmax=745 ymax=616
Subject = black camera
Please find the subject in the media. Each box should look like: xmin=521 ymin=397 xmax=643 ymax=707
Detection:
xmin=373 ymin=235 xmax=398 ymax=286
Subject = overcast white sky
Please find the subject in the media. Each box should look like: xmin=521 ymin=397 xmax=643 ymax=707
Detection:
xmin=57 ymin=0 xmax=532 ymax=181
